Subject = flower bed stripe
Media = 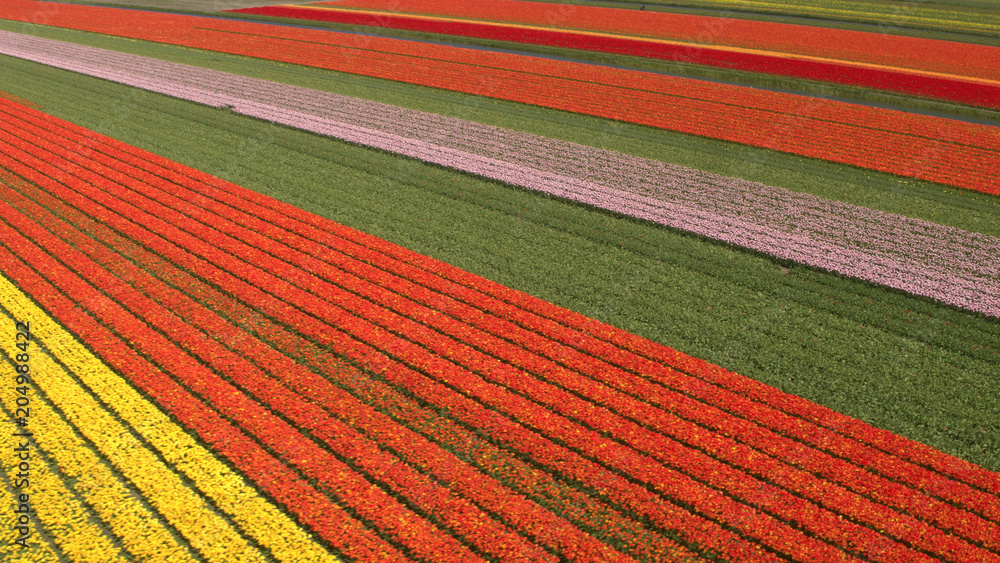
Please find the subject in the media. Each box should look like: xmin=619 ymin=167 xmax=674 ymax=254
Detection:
xmin=0 ymin=1 xmax=997 ymax=196
xmin=2 ymin=34 xmax=996 ymax=322
xmin=230 ymin=3 xmax=1000 ymax=109
xmin=0 ymin=89 xmax=42 ymax=109
xmin=0 ymin=486 xmax=61 ymax=563
xmin=0 ymin=268 xmax=345 ymax=563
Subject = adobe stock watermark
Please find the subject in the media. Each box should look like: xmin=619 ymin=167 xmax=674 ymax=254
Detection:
xmin=11 ymin=319 xmax=34 ymax=549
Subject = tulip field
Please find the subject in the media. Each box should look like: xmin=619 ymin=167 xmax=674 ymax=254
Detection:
xmin=1 ymin=0 xmax=999 ymax=561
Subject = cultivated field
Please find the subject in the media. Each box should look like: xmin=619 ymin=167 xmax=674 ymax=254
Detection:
xmin=1 ymin=0 xmax=998 ymax=561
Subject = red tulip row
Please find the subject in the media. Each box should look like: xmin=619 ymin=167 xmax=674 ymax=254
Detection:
xmin=0 ymin=89 xmax=43 ymax=110
xmin=1 ymin=0 xmax=998 ymax=195
xmin=8 ymin=111 xmax=995 ymax=561
xmin=311 ymin=0 xmax=1000 ymax=83
xmin=7 ymin=93 xmax=997 ymax=535
xmin=1 ymin=101 xmax=1000 ymax=560
xmin=232 ymin=4 xmax=1000 ymax=109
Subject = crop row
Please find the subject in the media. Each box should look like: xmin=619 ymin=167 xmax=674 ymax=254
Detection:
xmin=3 ymin=31 xmax=997 ymax=319
xmin=0 ymin=317 xmax=262 ymax=562
xmin=1 ymin=1 xmax=998 ymax=195
xmin=232 ymin=3 xmax=1000 ymax=109
xmin=606 ymin=0 xmax=1000 ymax=36
xmin=311 ymin=0 xmax=1000 ymax=82
xmin=4 ymin=99 xmax=1000 ymax=560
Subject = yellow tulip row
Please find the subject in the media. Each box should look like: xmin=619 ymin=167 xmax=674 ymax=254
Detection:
xmin=0 ymin=272 xmax=340 ymax=562
xmin=669 ymin=0 xmax=1000 ymax=35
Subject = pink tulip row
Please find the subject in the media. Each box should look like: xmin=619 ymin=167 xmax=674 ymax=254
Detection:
xmin=2 ymin=31 xmax=997 ymax=318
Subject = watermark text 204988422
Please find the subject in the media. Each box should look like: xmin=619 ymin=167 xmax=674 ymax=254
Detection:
xmin=11 ymin=319 xmax=32 ymax=549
